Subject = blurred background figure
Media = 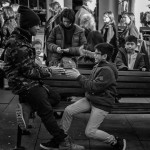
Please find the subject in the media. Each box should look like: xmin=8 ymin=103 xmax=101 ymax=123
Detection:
xmin=11 ymin=3 xmax=20 ymax=25
xmin=1 ymin=0 xmax=11 ymax=8
xmin=119 ymin=12 xmax=139 ymax=48
xmin=1 ymin=6 xmax=17 ymax=49
xmin=75 ymin=0 xmax=96 ymax=26
xmin=80 ymin=13 xmax=96 ymax=39
xmin=0 ymin=6 xmax=17 ymax=90
xmin=101 ymin=11 xmax=118 ymax=62
xmin=43 ymin=1 xmax=62 ymax=66
xmin=32 ymin=39 xmax=45 ymax=66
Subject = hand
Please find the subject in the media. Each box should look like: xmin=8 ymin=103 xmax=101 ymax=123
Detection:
xmin=57 ymin=47 xmax=63 ymax=53
xmin=65 ymin=68 xmax=80 ymax=78
xmin=142 ymin=68 xmax=146 ymax=71
xmin=79 ymin=45 xmax=85 ymax=56
xmin=50 ymin=66 xmax=65 ymax=75
xmin=62 ymin=48 xmax=69 ymax=53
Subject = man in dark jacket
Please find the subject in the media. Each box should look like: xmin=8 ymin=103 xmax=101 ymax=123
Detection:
xmin=3 ymin=6 xmax=84 ymax=150
xmin=61 ymin=43 xmax=126 ymax=150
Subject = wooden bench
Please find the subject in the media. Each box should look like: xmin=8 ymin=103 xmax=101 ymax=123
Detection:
xmin=14 ymin=69 xmax=150 ymax=150
xmin=45 ymin=69 xmax=150 ymax=114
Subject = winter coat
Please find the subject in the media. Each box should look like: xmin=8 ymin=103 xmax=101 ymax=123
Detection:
xmin=115 ymin=48 xmax=146 ymax=70
xmin=47 ymin=24 xmax=87 ymax=66
xmin=77 ymin=60 xmax=118 ymax=112
xmin=3 ymin=27 xmax=52 ymax=94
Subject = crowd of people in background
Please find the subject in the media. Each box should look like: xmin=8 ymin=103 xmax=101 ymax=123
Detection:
xmin=0 ymin=0 xmax=150 ymax=150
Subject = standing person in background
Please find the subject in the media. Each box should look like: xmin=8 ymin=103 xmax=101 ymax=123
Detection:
xmin=0 ymin=6 xmax=17 ymax=89
xmin=119 ymin=12 xmax=139 ymax=48
xmin=75 ymin=0 xmax=96 ymax=26
xmin=1 ymin=6 xmax=17 ymax=49
xmin=80 ymin=13 xmax=96 ymax=39
xmin=44 ymin=1 xmax=62 ymax=66
xmin=47 ymin=8 xmax=87 ymax=68
xmin=101 ymin=11 xmax=118 ymax=62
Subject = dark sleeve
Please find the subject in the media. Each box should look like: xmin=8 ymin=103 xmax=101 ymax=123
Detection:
xmin=7 ymin=44 xmax=52 ymax=79
xmin=115 ymin=51 xmax=127 ymax=69
xmin=77 ymin=68 xmax=115 ymax=93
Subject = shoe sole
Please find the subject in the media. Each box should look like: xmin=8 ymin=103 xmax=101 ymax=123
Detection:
xmin=123 ymin=139 xmax=126 ymax=150
xmin=16 ymin=103 xmax=27 ymax=130
xmin=40 ymin=144 xmax=58 ymax=150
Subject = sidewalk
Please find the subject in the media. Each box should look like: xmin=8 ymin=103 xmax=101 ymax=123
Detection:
xmin=0 ymin=89 xmax=150 ymax=150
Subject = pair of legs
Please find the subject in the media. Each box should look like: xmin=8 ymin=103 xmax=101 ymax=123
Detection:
xmin=61 ymin=97 xmax=116 ymax=145
xmin=19 ymin=85 xmax=67 ymax=144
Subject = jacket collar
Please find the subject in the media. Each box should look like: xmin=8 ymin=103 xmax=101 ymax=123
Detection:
xmin=12 ymin=27 xmax=32 ymax=43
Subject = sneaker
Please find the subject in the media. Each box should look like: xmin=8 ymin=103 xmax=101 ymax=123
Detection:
xmin=40 ymin=139 xmax=59 ymax=150
xmin=59 ymin=136 xmax=85 ymax=150
xmin=16 ymin=103 xmax=27 ymax=130
xmin=112 ymin=137 xmax=126 ymax=150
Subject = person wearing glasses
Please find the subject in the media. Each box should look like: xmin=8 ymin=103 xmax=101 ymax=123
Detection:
xmin=47 ymin=8 xmax=87 ymax=68
xmin=61 ymin=43 xmax=126 ymax=150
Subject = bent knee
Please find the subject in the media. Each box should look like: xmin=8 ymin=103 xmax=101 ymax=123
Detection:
xmin=85 ymin=128 xmax=96 ymax=138
xmin=64 ymin=105 xmax=74 ymax=115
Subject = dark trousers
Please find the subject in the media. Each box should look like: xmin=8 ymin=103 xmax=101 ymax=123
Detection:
xmin=19 ymin=85 xmax=67 ymax=143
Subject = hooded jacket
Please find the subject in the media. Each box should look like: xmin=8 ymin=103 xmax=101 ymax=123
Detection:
xmin=77 ymin=60 xmax=118 ymax=112
xmin=47 ymin=24 xmax=87 ymax=66
xmin=3 ymin=27 xmax=52 ymax=94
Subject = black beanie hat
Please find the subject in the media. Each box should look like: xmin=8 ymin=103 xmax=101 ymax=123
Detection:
xmin=18 ymin=6 xmax=41 ymax=29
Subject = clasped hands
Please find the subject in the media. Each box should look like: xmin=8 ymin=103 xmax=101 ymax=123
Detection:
xmin=57 ymin=47 xmax=69 ymax=53
xmin=49 ymin=66 xmax=80 ymax=78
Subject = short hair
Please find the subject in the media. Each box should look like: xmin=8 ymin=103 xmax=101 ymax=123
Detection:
xmin=94 ymin=43 xmax=114 ymax=61
xmin=61 ymin=8 xmax=75 ymax=24
xmin=80 ymin=14 xmax=96 ymax=31
xmin=125 ymin=35 xmax=138 ymax=45
xmin=32 ymin=39 xmax=42 ymax=47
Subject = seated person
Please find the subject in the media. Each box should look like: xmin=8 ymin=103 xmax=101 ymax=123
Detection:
xmin=32 ymin=39 xmax=45 ymax=66
xmin=62 ymin=43 xmax=126 ymax=150
xmin=115 ymin=35 xmax=147 ymax=71
xmin=47 ymin=8 xmax=87 ymax=68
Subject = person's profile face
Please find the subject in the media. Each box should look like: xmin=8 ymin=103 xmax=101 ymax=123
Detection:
xmin=29 ymin=25 xmax=40 ymax=36
xmin=94 ymin=49 xmax=106 ymax=63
